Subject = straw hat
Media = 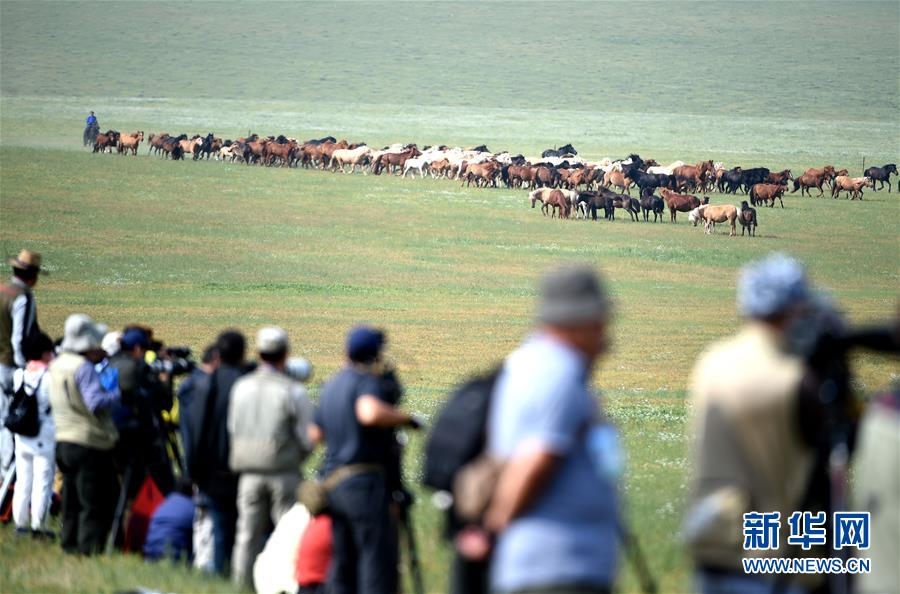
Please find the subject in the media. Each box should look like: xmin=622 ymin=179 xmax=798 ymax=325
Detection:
xmin=9 ymin=249 xmax=45 ymax=274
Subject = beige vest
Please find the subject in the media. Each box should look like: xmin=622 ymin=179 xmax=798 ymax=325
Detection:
xmin=687 ymin=323 xmax=815 ymax=571
xmin=228 ymin=367 xmax=309 ymax=473
xmin=49 ymin=351 xmax=118 ymax=450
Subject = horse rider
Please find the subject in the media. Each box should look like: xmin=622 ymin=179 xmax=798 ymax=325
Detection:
xmin=84 ymin=112 xmax=99 ymax=146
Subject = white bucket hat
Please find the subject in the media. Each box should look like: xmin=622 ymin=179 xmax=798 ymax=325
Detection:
xmin=61 ymin=314 xmax=107 ymax=353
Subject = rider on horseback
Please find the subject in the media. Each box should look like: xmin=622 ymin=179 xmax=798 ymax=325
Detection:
xmin=83 ymin=111 xmax=99 ymax=146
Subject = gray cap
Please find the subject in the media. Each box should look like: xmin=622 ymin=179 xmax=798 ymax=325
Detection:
xmin=537 ymin=264 xmax=611 ymax=325
xmin=737 ymin=252 xmax=811 ymax=319
xmin=60 ymin=314 xmax=107 ymax=353
xmin=256 ymin=326 xmax=290 ymax=355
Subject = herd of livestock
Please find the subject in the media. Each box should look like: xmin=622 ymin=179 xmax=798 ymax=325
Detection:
xmin=90 ymin=130 xmax=897 ymax=236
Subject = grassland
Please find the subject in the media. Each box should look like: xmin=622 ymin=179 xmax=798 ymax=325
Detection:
xmin=1 ymin=1 xmax=898 ymax=593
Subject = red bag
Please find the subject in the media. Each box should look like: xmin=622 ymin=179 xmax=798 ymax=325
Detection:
xmin=123 ymin=475 xmax=165 ymax=552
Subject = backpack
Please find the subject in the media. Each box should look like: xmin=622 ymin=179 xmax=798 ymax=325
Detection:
xmin=422 ymin=368 xmax=501 ymax=492
xmin=4 ymin=376 xmax=41 ymax=437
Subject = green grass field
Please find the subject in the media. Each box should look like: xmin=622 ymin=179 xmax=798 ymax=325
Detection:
xmin=1 ymin=2 xmax=898 ymax=593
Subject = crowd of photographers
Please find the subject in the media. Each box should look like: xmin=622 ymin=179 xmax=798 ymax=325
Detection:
xmin=1 ymin=247 xmax=898 ymax=594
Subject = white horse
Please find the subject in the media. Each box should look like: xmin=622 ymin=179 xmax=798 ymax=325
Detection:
xmin=646 ymin=160 xmax=686 ymax=175
xmin=331 ymin=145 xmax=372 ymax=174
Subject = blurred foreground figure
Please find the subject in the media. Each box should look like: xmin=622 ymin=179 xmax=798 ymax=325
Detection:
xmin=313 ymin=326 xmax=421 ymax=594
xmin=686 ymin=253 xmax=816 ymax=594
xmin=484 ymin=264 xmax=620 ymax=594
xmin=853 ymin=383 xmax=899 ymax=594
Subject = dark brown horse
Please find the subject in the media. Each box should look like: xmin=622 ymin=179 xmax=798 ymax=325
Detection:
xmin=767 ymin=169 xmax=793 ymax=185
xmin=749 ymin=183 xmax=786 ymax=208
xmin=93 ymin=130 xmax=119 ymax=153
xmin=792 ymin=166 xmax=835 ymax=197
xmin=660 ymin=188 xmax=701 ymax=222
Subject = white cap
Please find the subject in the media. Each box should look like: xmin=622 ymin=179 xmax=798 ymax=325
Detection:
xmin=102 ymin=331 xmax=122 ymax=357
xmin=256 ymin=326 xmax=290 ymax=355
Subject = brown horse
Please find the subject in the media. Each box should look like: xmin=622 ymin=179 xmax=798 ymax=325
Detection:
xmin=767 ymin=169 xmax=793 ymax=185
xmin=93 ymin=130 xmax=119 ymax=153
xmin=117 ymin=131 xmax=144 ymax=156
xmin=267 ymin=140 xmax=298 ymax=167
xmin=147 ymin=132 xmax=169 ymax=156
xmin=659 ymin=188 xmax=701 ymax=222
xmin=749 ymin=183 xmax=786 ymax=208
xmin=547 ymin=189 xmax=571 ymax=219
xmin=673 ymin=160 xmax=714 ymax=192
xmin=792 ymin=166 xmax=835 ymax=197
xmin=462 ymin=161 xmax=501 ymax=187
xmin=602 ymin=169 xmax=634 ymax=194
xmin=831 ymin=176 xmax=872 ymax=200
xmin=374 ymin=147 xmax=420 ymax=175
xmin=179 ymin=136 xmax=203 ymax=158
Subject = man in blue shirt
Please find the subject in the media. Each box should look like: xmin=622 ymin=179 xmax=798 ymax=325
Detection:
xmin=83 ymin=112 xmax=98 ymax=146
xmin=312 ymin=326 xmax=420 ymax=594
xmin=484 ymin=265 xmax=620 ymax=594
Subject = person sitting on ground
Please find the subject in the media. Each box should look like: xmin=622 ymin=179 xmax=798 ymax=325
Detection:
xmin=143 ymin=477 xmax=195 ymax=562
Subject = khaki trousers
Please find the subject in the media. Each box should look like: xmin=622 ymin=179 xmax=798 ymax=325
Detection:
xmin=231 ymin=470 xmax=300 ymax=588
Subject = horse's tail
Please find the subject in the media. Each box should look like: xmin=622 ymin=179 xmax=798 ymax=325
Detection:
xmin=791 ymin=178 xmax=800 ymax=193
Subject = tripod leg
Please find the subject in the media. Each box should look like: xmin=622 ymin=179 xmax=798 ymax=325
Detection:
xmin=400 ymin=508 xmax=425 ymax=594
xmin=0 ymin=461 xmax=16 ymax=514
xmin=106 ymin=464 xmax=133 ymax=555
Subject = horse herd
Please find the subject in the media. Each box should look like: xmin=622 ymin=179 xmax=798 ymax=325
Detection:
xmin=88 ymin=131 xmax=897 ymax=235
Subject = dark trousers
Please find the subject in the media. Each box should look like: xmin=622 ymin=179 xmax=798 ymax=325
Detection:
xmin=451 ymin=551 xmax=490 ymax=594
xmin=56 ymin=442 xmax=118 ymax=555
xmin=327 ymin=473 xmax=397 ymax=594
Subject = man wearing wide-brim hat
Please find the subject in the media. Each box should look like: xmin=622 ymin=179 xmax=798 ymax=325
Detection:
xmin=48 ymin=313 xmax=121 ymax=555
xmin=1 ymin=249 xmax=46 ymax=474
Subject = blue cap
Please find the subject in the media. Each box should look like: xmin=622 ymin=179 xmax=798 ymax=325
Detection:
xmin=737 ymin=253 xmax=811 ymax=319
xmin=346 ymin=326 xmax=385 ymax=363
xmin=121 ymin=327 xmax=151 ymax=350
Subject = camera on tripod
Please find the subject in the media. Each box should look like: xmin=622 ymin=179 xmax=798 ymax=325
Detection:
xmin=149 ymin=345 xmax=196 ymax=376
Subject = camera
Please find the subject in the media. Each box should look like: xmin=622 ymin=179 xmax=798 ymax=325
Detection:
xmin=150 ymin=345 xmax=196 ymax=376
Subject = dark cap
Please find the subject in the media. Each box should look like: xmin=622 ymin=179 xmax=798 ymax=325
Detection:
xmin=537 ymin=264 xmax=611 ymax=325
xmin=121 ymin=327 xmax=151 ymax=350
xmin=346 ymin=326 xmax=385 ymax=363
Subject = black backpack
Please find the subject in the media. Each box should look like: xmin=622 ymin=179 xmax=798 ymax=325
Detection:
xmin=423 ymin=368 xmax=501 ymax=492
xmin=4 ymin=379 xmax=40 ymax=437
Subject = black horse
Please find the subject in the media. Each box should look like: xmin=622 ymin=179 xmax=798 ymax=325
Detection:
xmin=542 ymin=143 xmax=578 ymax=158
xmin=576 ymin=191 xmax=614 ymax=221
xmin=863 ymin=164 xmax=897 ymax=192
xmin=195 ymin=133 xmax=215 ymax=161
xmin=740 ymin=167 xmax=771 ymax=193
xmin=720 ymin=167 xmax=743 ymax=194
xmin=624 ymin=162 xmax=671 ymax=196
xmin=639 ymin=194 xmax=665 ymax=222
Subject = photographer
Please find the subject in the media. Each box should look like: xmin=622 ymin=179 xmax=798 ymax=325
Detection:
xmin=685 ymin=253 xmax=821 ymax=594
xmin=312 ymin=326 xmax=421 ymax=594
xmin=227 ymin=326 xmax=314 ymax=588
xmin=108 ymin=327 xmax=175 ymax=497
xmin=184 ymin=329 xmax=248 ymax=575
